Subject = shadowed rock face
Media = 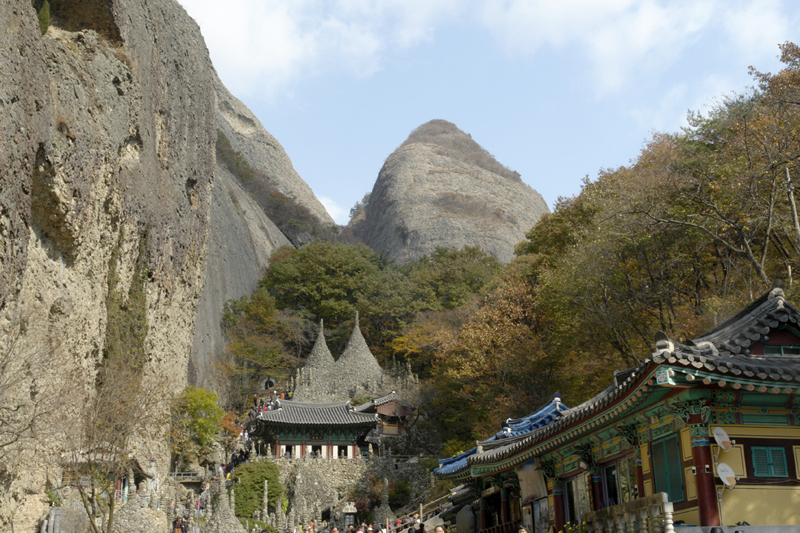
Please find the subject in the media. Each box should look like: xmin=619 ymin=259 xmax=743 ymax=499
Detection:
xmin=214 ymin=76 xmax=335 ymax=228
xmin=189 ymin=74 xmax=337 ymax=389
xmin=0 ymin=0 xmax=313 ymax=525
xmin=356 ymin=120 xmax=549 ymax=264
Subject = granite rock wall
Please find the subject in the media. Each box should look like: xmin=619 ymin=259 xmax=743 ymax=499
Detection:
xmin=0 ymin=0 xmax=215 ymax=527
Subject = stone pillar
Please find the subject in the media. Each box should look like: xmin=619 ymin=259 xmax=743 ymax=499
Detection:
xmin=591 ymin=469 xmax=603 ymax=510
xmin=500 ymin=486 xmax=510 ymax=525
xmin=268 ymin=479 xmax=280 ymax=516
xmin=689 ymin=424 xmax=720 ymax=526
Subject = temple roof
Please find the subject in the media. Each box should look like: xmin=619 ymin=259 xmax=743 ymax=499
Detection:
xmin=690 ymin=284 xmax=800 ymax=356
xmin=256 ymin=400 xmax=379 ymax=427
xmin=652 ymin=285 xmax=800 ymax=382
xmin=354 ymin=391 xmax=413 ymax=412
xmin=305 ymin=319 xmax=335 ymax=369
xmin=435 ymin=395 xmax=567 ymax=477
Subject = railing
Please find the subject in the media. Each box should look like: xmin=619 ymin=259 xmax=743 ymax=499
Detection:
xmin=584 ymin=492 xmax=675 ymax=533
xmin=168 ymin=472 xmax=204 ymax=482
xmin=480 ymin=523 xmax=517 ymax=533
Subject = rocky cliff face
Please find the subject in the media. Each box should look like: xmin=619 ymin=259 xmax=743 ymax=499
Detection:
xmin=189 ymin=162 xmax=290 ymax=391
xmin=355 ymin=120 xmax=549 ymax=264
xmin=214 ymin=77 xmax=334 ymax=229
xmin=188 ymin=74 xmax=339 ymax=392
xmin=0 ymin=0 xmax=302 ymax=527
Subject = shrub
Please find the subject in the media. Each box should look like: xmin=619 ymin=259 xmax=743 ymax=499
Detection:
xmin=230 ymin=461 xmax=284 ymax=519
xmin=388 ymin=481 xmax=412 ymax=510
xmin=37 ymin=0 xmax=50 ymax=35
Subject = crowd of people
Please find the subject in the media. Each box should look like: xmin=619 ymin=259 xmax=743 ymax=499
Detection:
xmin=249 ymin=394 xmax=283 ymax=418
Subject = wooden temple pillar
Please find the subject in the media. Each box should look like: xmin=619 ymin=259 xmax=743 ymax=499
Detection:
xmin=479 ymin=495 xmax=488 ymax=531
xmin=689 ymin=419 xmax=720 ymax=526
xmin=635 ymin=449 xmax=645 ymax=498
xmin=590 ymin=469 xmax=603 ymax=510
xmin=551 ymin=479 xmax=565 ymax=533
xmin=500 ymin=486 xmax=510 ymax=525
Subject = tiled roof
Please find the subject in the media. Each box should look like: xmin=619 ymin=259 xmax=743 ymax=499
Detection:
xmin=354 ymin=391 xmax=413 ymax=412
xmin=435 ymin=395 xmax=568 ymax=477
xmin=690 ymin=285 xmax=799 ymax=354
xmin=435 ymin=449 xmax=477 ymax=476
xmin=256 ymin=400 xmax=379 ymax=427
xmin=487 ymin=396 xmax=569 ymax=441
xmin=652 ymin=286 xmax=800 ymax=382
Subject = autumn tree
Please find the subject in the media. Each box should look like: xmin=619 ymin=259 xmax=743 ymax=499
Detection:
xmin=221 ymin=288 xmax=306 ymax=410
xmin=432 ymin=266 xmax=575 ymax=446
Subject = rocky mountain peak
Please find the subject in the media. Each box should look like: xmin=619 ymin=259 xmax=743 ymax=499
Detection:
xmin=400 ymin=119 xmax=522 ymax=183
xmin=354 ymin=120 xmax=549 ymax=264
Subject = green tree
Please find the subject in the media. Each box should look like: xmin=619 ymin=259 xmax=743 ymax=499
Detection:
xmin=261 ymin=242 xmax=384 ymax=324
xmin=230 ymin=461 xmax=284 ymax=519
xmin=171 ymin=386 xmax=224 ymax=470
xmin=37 ymin=0 xmax=50 ymax=35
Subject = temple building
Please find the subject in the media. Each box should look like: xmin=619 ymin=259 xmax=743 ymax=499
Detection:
xmin=355 ymin=391 xmax=415 ymax=437
xmin=252 ymin=400 xmax=379 ymax=459
xmin=436 ymin=283 xmax=800 ymax=532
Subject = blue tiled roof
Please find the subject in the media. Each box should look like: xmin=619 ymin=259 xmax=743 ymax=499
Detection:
xmin=492 ymin=397 xmax=569 ymax=440
xmin=435 ymin=395 xmax=567 ymax=477
xmin=436 ymin=448 xmax=477 ymax=475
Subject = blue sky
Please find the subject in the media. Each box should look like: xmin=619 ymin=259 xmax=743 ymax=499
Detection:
xmin=178 ymin=0 xmax=800 ymax=225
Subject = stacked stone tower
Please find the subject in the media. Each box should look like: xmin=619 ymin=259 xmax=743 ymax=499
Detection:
xmin=292 ymin=313 xmax=417 ymax=402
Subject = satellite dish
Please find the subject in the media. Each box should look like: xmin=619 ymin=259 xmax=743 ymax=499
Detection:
xmin=712 ymin=427 xmax=732 ymax=452
xmin=717 ymin=463 xmax=737 ymax=488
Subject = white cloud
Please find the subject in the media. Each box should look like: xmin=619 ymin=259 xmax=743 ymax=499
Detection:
xmin=629 ymin=83 xmax=688 ymax=132
xmin=477 ymin=0 xmax=717 ymax=92
xmin=178 ymin=0 xmax=799 ymax=104
xmin=178 ymin=0 xmax=461 ymax=100
xmin=723 ymin=0 xmax=792 ymax=64
xmin=319 ymin=196 xmax=350 ymax=225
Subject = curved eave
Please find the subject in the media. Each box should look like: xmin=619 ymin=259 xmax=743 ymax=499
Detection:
xmin=255 ymin=420 xmax=378 ymax=429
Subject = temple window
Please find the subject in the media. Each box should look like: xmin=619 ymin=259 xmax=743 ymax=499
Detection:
xmin=751 ymin=447 xmax=789 ymax=477
xmin=651 ymin=435 xmax=684 ymax=503
xmin=600 ymin=455 xmax=638 ymax=508
xmin=762 ymin=345 xmax=800 ymax=356
xmin=563 ymin=472 xmax=591 ymax=525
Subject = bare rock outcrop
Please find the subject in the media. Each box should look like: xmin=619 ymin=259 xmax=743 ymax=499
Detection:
xmin=214 ymin=76 xmax=335 ymax=228
xmin=356 ymin=120 xmax=549 ymax=264
xmin=189 ymin=162 xmax=291 ymax=390
xmin=0 ymin=0 xmax=215 ymax=526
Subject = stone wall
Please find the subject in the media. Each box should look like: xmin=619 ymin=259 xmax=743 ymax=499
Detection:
xmin=262 ymin=454 xmax=435 ymax=530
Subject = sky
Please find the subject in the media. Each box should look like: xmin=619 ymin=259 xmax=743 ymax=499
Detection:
xmin=178 ymin=0 xmax=800 ymax=225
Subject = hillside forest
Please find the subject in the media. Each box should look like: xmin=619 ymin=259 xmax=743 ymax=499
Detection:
xmin=221 ymin=43 xmax=800 ymax=457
